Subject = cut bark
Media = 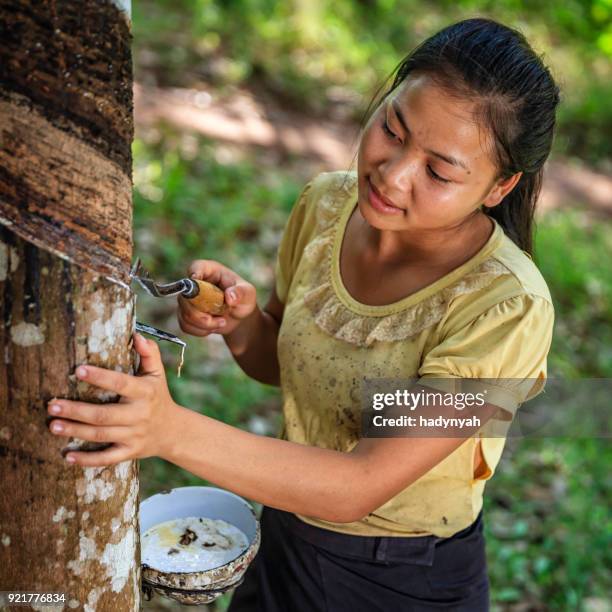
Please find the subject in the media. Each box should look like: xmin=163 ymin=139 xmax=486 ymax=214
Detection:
xmin=0 ymin=1 xmax=140 ymax=609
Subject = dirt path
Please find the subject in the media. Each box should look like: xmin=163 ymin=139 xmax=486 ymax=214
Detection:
xmin=134 ymin=82 xmax=611 ymax=219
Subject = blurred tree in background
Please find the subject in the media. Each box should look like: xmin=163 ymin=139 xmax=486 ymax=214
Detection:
xmin=132 ymin=2 xmax=611 ymax=610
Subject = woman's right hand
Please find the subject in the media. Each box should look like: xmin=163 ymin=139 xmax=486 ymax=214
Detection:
xmin=177 ymin=259 xmax=257 ymax=337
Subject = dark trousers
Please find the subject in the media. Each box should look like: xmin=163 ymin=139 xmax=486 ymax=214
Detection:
xmin=227 ymin=506 xmax=490 ymax=612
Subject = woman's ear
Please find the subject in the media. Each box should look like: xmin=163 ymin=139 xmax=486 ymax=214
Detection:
xmin=482 ymin=171 xmax=523 ymax=208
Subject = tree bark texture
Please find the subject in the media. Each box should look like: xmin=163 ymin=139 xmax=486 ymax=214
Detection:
xmin=0 ymin=1 xmax=140 ymax=610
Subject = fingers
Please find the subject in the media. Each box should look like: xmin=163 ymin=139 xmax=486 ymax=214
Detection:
xmin=224 ymin=282 xmax=254 ymax=307
xmin=49 ymin=418 xmax=131 ymax=445
xmin=74 ymin=365 xmax=142 ymax=398
xmin=177 ymin=300 xmax=226 ymax=334
xmin=224 ymin=282 xmax=256 ymax=317
xmin=178 ymin=295 xmax=227 ymax=325
xmin=64 ymin=445 xmax=132 ymax=467
xmin=188 ymin=259 xmax=238 ymax=290
xmin=133 ymin=333 xmax=163 ymax=376
xmin=177 ymin=314 xmax=225 ymax=336
xmin=47 ymin=399 xmax=135 ymax=426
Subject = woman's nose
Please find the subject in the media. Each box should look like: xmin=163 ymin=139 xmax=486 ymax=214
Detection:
xmin=379 ymin=150 xmax=417 ymax=195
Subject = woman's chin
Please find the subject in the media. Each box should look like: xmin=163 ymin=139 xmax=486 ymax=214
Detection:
xmin=358 ymin=199 xmax=406 ymax=230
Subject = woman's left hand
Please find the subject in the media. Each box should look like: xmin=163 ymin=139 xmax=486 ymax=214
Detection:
xmin=47 ymin=333 xmax=180 ymax=467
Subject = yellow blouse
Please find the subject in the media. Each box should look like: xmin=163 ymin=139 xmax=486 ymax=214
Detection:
xmin=274 ymin=170 xmax=555 ymax=538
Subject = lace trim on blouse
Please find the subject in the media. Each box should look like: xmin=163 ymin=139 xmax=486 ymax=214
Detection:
xmin=301 ymin=172 xmax=513 ymax=347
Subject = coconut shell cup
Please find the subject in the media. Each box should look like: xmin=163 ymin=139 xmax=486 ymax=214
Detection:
xmin=140 ymin=486 xmax=261 ymax=605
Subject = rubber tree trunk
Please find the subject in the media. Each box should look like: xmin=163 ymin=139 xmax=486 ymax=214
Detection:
xmin=0 ymin=1 xmax=140 ymax=610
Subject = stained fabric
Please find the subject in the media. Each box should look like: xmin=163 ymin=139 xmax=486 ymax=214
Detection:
xmin=273 ymin=170 xmax=555 ymax=538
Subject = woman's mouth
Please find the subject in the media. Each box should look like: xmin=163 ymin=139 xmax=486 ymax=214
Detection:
xmin=367 ymin=178 xmax=404 ymax=215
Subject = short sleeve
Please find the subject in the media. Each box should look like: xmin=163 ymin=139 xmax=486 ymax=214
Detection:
xmin=416 ymin=294 xmax=555 ymax=419
xmin=274 ymin=179 xmax=314 ymax=304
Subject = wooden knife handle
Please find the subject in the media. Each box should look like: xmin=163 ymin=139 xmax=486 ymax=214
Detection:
xmin=184 ymin=279 xmax=227 ymax=315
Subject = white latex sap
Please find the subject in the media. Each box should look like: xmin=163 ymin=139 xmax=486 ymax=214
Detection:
xmin=142 ymin=516 xmax=249 ymax=573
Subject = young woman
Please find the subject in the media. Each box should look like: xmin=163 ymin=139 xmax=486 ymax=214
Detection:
xmin=47 ymin=17 xmax=560 ymax=611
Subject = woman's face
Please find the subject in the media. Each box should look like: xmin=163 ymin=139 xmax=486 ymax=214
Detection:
xmin=356 ymin=73 xmax=520 ymax=234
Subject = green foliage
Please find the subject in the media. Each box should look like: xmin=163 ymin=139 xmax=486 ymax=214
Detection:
xmin=132 ymin=134 xmax=304 ymax=281
xmin=484 ymin=438 xmax=612 ymax=608
xmin=535 ymin=209 xmax=612 ymax=377
xmin=133 ymin=0 xmax=612 ymax=163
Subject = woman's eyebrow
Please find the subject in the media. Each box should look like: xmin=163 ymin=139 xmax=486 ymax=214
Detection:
xmin=390 ymin=99 xmax=471 ymax=173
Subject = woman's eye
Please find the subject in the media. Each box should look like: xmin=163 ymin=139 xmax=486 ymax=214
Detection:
xmin=427 ymin=166 xmax=451 ymax=184
xmin=380 ymin=118 xmax=450 ymax=184
xmin=381 ymin=119 xmax=398 ymax=140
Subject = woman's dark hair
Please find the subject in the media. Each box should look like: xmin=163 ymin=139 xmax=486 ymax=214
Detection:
xmin=352 ymin=17 xmax=561 ymax=257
